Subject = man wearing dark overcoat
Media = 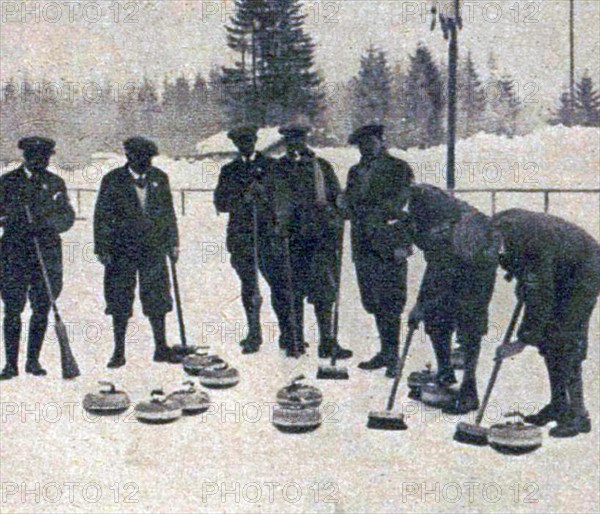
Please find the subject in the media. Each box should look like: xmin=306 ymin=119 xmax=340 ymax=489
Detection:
xmin=275 ymin=124 xmax=352 ymax=359
xmin=344 ymin=125 xmax=413 ymax=377
xmin=0 ymin=137 xmax=75 ymax=379
xmin=94 ymin=137 xmax=179 ymax=367
xmin=493 ymin=209 xmax=600 ymax=437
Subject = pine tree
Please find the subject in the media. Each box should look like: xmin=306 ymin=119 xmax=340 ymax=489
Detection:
xmin=488 ymin=74 xmax=522 ymax=137
xmin=404 ymin=43 xmax=444 ymax=148
xmin=457 ymin=51 xmax=486 ymax=138
xmin=351 ymin=45 xmax=392 ymax=130
xmin=575 ymin=74 xmax=600 ymax=127
xmin=550 ymin=91 xmax=574 ymax=127
xmin=221 ymin=0 xmax=322 ymax=125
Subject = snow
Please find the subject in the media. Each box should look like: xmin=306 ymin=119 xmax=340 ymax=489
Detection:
xmin=1 ymin=126 xmax=599 ymax=513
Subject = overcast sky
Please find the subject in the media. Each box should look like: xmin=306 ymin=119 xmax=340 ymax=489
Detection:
xmin=1 ymin=0 xmax=599 ymax=105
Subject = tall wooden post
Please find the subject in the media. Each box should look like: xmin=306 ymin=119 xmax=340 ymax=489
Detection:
xmin=569 ymin=0 xmax=575 ymax=118
xmin=432 ymin=0 xmax=462 ymax=191
xmin=446 ymin=0 xmax=459 ymax=190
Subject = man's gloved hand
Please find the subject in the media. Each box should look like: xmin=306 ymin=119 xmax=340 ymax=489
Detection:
xmin=408 ymin=304 xmax=424 ymax=330
xmin=495 ymin=339 xmax=527 ymax=361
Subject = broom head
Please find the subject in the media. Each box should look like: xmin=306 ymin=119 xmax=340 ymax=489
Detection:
xmin=367 ymin=410 xmax=407 ymax=430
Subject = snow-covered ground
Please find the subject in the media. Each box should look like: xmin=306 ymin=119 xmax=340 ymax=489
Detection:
xmin=1 ymin=127 xmax=599 ymax=513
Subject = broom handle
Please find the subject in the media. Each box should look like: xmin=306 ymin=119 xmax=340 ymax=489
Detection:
xmin=283 ymin=237 xmax=299 ymax=356
xmin=170 ymin=256 xmax=187 ymax=349
xmin=386 ymin=325 xmax=416 ymax=411
xmin=474 ymin=299 xmax=524 ymax=426
xmin=329 ymin=223 xmax=344 ymax=366
xmin=25 ymin=206 xmax=59 ymax=315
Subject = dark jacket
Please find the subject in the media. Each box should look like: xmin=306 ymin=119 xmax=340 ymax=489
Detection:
xmin=278 ymin=151 xmax=342 ymax=244
xmin=493 ymin=208 xmax=600 ymax=346
xmin=0 ymin=166 xmax=74 ymax=248
xmin=94 ymin=166 xmax=178 ymax=258
xmin=345 ymin=151 xmax=414 ymax=261
xmin=409 ymin=184 xmax=499 ymax=266
xmin=215 ymin=152 xmax=287 ymax=252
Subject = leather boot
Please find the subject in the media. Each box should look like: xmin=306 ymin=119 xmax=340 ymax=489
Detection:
xmin=430 ymin=328 xmax=457 ymax=386
xmin=1 ymin=311 xmax=21 ymax=380
xmin=150 ymin=315 xmax=177 ymax=363
xmin=25 ymin=311 xmax=48 ymax=376
xmin=444 ymin=335 xmax=480 ymax=413
xmin=316 ymin=303 xmax=352 ymax=359
xmin=107 ymin=315 xmax=127 ymax=368
xmin=240 ymin=290 xmax=262 ymax=354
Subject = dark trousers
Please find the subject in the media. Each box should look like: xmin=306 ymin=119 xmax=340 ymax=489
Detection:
xmin=1 ymin=242 xmax=62 ymax=369
xmin=539 ymin=263 xmax=600 ymax=417
xmin=103 ymin=252 xmax=172 ymax=318
xmin=230 ymin=243 xmax=262 ymax=342
xmin=421 ymin=257 xmax=497 ymax=392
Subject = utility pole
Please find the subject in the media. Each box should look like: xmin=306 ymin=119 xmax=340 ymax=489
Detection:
xmin=569 ymin=0 xmax=575 ymax=120
xmin=431 ymin=0 xmax=462 ymax=191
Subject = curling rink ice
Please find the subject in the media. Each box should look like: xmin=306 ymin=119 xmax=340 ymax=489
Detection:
xmin=1 ymin=127 xmax=599 ymax=513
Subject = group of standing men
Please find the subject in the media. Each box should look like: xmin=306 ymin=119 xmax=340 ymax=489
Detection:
xmin=1 ymin=125 xmax=599 ymax=438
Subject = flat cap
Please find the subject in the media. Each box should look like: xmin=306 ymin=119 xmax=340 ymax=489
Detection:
xmin=123 ymin=136 xmax=159 ymax=157
xmin=348 ymin=124 xmax=385 ymax=145
xmin=18 ymin=136 xmax=56 ymax=154
xmin=279 ymin=124 xmax=311 ymax=138
xmin=227 ymin=126 xmax=258 ymax=142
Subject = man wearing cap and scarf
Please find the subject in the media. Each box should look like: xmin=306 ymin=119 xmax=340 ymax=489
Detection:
xmin=407 ymin=184 xmax=499 ymax=413
xmin=0 ymin=137 xmax=75 ymax=380
xmin=493 ymin=209 xmax=600 ymax=437
xmin=215 ymin=126 xmax=289 ymax=354
xmin=344 ymin=124 xmax=414 ymax=377
xmin=275 ymin=123 xmax=352 ymax=359
xmin=94 ymin=137 xmax=179 ymax=367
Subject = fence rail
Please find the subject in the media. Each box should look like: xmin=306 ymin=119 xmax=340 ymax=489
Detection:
xmin=70 ymin=187 xmax=600 ymax=219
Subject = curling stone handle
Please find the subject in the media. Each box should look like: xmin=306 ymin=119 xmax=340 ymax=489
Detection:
xmin=183 ymin=380 xmax=195 ymax=390
xmin=290 ymin=375 xmax=306 ymax=387
xmin=475 ymin=299 xmax=524 ymax=426
xmin=150 ymin=389 xmax=166 ymax=402
xmin=386 ymin=326 xmax=416 ymax=412
xmin=98 ymin=381 xmax=116 ymax=394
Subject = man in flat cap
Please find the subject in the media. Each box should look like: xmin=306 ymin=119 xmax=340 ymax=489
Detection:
xmin=215 ymin=126 xmax=289 ymax=354
xmin=94 ymin=137 xmax=179 ymax=367
xmin=0 ymin=137 xmax=75 ymax=380
xmin=407 ymin=184 xmax=499 ymax=412
xmin=343 ymin=124 xmax=414 ymax=377
xmin=275 ymin=123 xmax=352 ymax=359
xmin=493 ymin=209 xmax=600 ymax=437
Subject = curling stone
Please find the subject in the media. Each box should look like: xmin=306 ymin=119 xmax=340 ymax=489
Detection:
xmin=488 ymin=422 xmax=542 ymax=455
xmin=197 ymin=361 xmax=240 ymax=389
xmin=407 ymin=363 xmax=436 ymax=400
xmin=420 ymin=381 xmax=456 ymax=408
xmin=83 ymin=381 xmax=130 ymax=415
xmin=276 ymin=375 xmax=323 ymax=408
xmin=182 ymin=351 xmax=224 ymax=376
xmin=167 ymin=380 xmax=211 ymax=415
xmin=272 ymin=404 xmax=322 ymax=433
xmin=134 ymin=389 xmax=182 ymax=424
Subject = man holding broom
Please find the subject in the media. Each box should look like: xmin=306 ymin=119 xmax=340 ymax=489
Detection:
xmin=215 ymin=126 xmax=289 ymax=354
xmin=407 ymin=184 xmax=499 ymax=414
xmin=276 ymin=122 xmax=352 ymax=359
xmin=0 ymin=137 xmax=75 ymax=380
xmin=493 ymin=209 xmax=600 ymax=437
xmin=344 ymin=125 xmax=413 ymax=378
xmin=94 ymin=137 xmax=179 ymax=367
